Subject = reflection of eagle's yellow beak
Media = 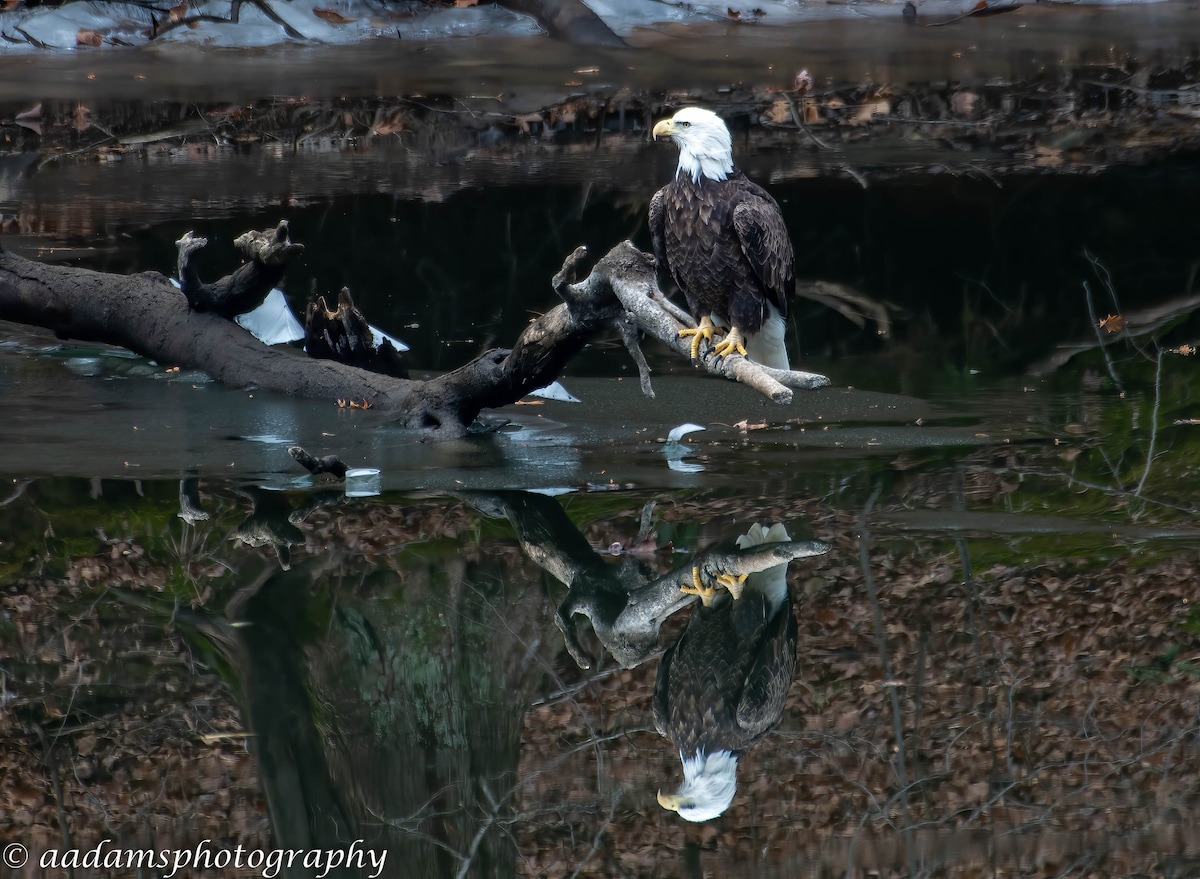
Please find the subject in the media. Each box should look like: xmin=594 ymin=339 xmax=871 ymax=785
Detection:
xmin=652 ymin=119 xmax=675 ymax=140
xmin=657 ymin=790 xmax=683 ymax=811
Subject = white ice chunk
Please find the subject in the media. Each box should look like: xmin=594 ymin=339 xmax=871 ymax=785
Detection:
xmin=235 ymin=289 xmax=305 ymax=345
xmin=527 ymin=381 xmax=581 ymax=403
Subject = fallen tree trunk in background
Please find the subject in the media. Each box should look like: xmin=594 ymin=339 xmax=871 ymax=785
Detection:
xmin=0 ymin=224 xmax=829 ymax=437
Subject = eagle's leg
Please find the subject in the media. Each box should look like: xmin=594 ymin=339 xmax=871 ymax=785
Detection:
xmin=714 ymin=571 xmax=748 ymax=600
xmin=680 ymin=566 xmax=748 ymax=605
xmin=680 ymin=565 xmax=722 ymax=607
xmin=678 ymin=315 xmax=719 ymax=363
xmin=711 ymin=326 xmax=747 ymax=360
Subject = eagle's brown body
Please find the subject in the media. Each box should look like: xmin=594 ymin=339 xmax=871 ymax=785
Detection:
xmin=649 ymin=169 xmax=795 ymax=339
xmin=653 ymin=584 xmax=797 ymax=760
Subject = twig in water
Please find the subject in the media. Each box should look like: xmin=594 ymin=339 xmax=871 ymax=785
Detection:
xmin=1082 ymin=280 xmax=1122 ymax=391
xmin=1134 ymin=346 xmax=1165 ymax=500
xmin=782 ymin=91 xmax=830 ymax=150
xmin=568 ymin=790 xmax=621 ymax=879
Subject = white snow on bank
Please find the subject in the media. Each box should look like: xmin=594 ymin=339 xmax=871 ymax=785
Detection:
xmin=2 ymin=0 xmax=541 ymax=52
xmin=0 ymin=0 xmax=1168 ymax=51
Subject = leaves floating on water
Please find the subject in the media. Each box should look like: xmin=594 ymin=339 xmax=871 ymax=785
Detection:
xmin=313 ymin=7 xmax=356 ymax=23
xmin=927 ymin=0 xmax=1021 ymax=26
xmin=76 ymin=29 xmax=103 ymax=47
xmin=336 ymin=398 xmax=373 ymax=410
xmin=1099 ymin=314 xmax=1126 ymax=334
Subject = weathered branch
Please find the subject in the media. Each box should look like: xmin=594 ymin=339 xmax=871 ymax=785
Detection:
xmin=557 ymin=535 xmax=830 ymax=669
xmin=577 ymin=240 xmax=831 ymax=403
xmin=462 ymin=488 xmax=829 ymax=669
xmin=177 ymin=219 xmax=303 ymax=317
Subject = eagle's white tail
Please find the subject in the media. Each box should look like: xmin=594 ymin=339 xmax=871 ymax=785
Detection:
xmin=744 ymin=304 xmax=789 ymax=370
xmin=735 ymin=522 xmax=792 ymax=614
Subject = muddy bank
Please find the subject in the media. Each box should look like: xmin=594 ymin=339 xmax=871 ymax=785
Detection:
xmin=4 ymin=51 xmax=1199 ymax=201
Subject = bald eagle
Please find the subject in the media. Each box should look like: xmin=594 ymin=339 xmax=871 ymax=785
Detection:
xmin=654 ymin=523 xmax=798 ymax=822
xmin=649 ymin=107 xmax=795 ymax=369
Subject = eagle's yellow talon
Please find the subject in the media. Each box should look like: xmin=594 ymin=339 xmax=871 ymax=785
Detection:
xmin=680 ymin=565 xmax=748 ymax=605
xmin=680 ymin=564 xmax=721 ymax=607
xmin=715 ymin=571 xmax=748 ymax=600
xmin=679 ymin=316 xmax=720 ymax=362
xmin=711 ymin=327 xmax=747 ymax=360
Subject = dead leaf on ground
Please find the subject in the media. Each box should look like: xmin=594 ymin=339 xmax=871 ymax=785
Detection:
xmin=726 ymin=5 xmax=764 ymax=19
xmin=313 ymin=6 xmax=356 ymax=22
xmin=76 ymin=29 xmax=103 ymax=47
xmin=1100 ymin=314 xmax=1126 ymax=334
xmin=167 ymin=0 xmax=188 ymax=22
xmin=454 ymin=0 xmax=479 ymax=7
xmin=735 ymin=419 xmax=768 ymax=431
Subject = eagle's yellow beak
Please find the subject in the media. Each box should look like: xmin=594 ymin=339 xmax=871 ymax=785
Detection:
xmin=652 ymin=118 xmax=675 ymax=140
xmin=657 ymin=790 xmax=683 ymax=811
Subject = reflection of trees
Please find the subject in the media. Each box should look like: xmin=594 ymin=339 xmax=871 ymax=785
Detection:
xmin=7 ymin=475 xmax=1200 ymax=878
xmin=178 ymin=500 xmax=565 ymax=879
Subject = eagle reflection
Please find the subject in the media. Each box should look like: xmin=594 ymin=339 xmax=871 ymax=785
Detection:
xmin=654 ymin=523 xmax=797 ymax=822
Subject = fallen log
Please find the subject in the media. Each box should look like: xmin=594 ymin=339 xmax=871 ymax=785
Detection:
xmin=0 ymin=223 xmax=830 ymax=437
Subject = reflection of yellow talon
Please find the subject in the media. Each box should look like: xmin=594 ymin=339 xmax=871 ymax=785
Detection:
xmin=680 ymin=564 xmax=721 ymax=607
xmin=711 ymin=326 xmax=747 ymax=360
xmin=715 ymin=571 xmax=748 ymax=600
xmin=678 ymin=316 xmax=720 ymax=362
xmin=680 ymin=565 xmax=747 ymax=605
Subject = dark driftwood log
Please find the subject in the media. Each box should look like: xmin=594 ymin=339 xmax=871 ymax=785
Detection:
xmin=0 ymin=228 xmax=830 ymax=438
xmin=288 ymin=446 xmax=350 ymax=479
xmin=497 ymin=0 xmax=625 ymax=46
xmin=304 ymin=287 xmax=409 ymax=379
xmin=177 ymin=220 xmax=303 ymax=317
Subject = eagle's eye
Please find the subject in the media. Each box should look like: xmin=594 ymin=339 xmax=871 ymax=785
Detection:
xmin=679 ymin=121 xmax=691 ymax=128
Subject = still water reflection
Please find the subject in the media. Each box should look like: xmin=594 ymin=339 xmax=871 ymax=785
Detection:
xmin=3 ymin=433 xmax=1200 ymax=877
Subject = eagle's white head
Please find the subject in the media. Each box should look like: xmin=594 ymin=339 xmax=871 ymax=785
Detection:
xmin=652 ymin=107 xmax=734 ymax=183
xmin=657 ymin=749 xmax=738 ymax=822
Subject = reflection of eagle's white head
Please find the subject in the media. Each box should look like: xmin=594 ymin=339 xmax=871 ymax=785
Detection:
xmin=654 ymin=523 xmax=797 ymax=822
